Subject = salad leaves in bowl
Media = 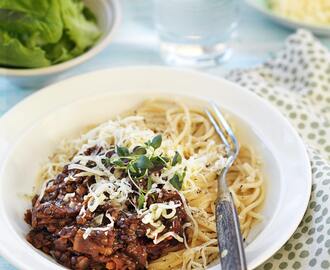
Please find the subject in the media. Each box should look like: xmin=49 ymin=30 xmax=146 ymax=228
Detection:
xmin=0 ymin=0 xmax=120 ymax=87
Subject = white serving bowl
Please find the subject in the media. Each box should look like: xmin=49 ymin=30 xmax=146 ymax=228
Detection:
xmin=0 ymin=67 xmax=311 ymax=270
xmin=245 ymin=0 xmax=330 ymax=36
xmin=0 ymin=0 xmax=120 ymax=88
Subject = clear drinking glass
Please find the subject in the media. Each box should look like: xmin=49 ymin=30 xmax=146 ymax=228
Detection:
xmin=154 ymin=0 xmax=240 ymax=67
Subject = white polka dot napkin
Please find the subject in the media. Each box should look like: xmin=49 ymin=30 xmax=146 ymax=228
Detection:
xmin=227 ymin=29 xmax=330 ymax=270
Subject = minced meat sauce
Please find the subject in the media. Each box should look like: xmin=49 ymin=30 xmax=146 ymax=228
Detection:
xmin=25 ymin=146 xmax=189 ymax=270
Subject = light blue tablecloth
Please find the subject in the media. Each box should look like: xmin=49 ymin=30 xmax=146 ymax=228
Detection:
xmin=1 ymin=1 xmax=330 ymax=269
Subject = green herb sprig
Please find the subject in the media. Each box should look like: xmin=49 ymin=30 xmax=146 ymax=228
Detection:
xmin=102 ymin=134 xmax=186 ymax=208
xmin=169 ymin=167 xmax=187 ymax=190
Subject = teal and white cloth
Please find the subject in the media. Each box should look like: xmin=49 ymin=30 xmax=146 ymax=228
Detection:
xmin=228 ymin=30 xmax=330 ymax=270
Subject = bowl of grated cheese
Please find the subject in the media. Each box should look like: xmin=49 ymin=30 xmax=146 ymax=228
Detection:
xmin=245 ymin=0 xmax=330 ymax=36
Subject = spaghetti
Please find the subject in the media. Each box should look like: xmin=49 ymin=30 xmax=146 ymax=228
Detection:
xmin=136 ymin=99 xmax=264 ymax=269
xmin=29 ymin=99 xmax=264 ymax=270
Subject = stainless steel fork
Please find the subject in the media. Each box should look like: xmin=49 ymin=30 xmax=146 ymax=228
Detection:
xmin=205 ymin=102 xmax=247 ymax=270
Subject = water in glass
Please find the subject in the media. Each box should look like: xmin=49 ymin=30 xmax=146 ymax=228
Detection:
xmin=154 ymin=0 xmax=239 ymax=67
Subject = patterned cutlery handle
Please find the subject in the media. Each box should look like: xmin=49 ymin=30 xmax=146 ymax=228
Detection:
xmin=216 ymin=195 xmax=247 ymax=270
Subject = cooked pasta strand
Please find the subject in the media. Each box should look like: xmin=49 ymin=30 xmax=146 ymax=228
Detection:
xmin=37 ymin=98 xmax=265 ymax=270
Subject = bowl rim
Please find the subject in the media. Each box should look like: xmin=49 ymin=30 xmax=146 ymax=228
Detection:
xmin=245 ymin=0 xmax=330 ymax=36
xmin=0 ymin=66 xmax=312 ymax=270
xmin=0 ymin=0 xmax=121 ymax=77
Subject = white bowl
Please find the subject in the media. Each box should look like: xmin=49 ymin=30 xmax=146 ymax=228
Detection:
xmin=0 ymin=0 xmax=121 ymax=88
xmin=245 ymin=0 xmax=330 ymax=36
xmin=0 ymin=67 xmax=311 ymax=270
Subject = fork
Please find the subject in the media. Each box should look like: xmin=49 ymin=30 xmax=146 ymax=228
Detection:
xmin=205 ymin=102 xmax=247 ymax=270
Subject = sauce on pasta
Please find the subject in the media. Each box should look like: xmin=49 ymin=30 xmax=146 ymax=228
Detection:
xmin=25 ymin=99 xmax=264 ymax=269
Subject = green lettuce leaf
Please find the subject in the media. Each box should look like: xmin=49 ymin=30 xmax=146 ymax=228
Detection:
xmin=59 ymin=0 xmax=101 ymax=55
xmin=42 ymin=32 xmax=75 ymax=64
xmin=0 ymin=0 xmax=101 ymax=68
xmin=0 ymin=0 xmax=63 ymax=46
xmin=0 ymin=30 xmax=50 ymax=68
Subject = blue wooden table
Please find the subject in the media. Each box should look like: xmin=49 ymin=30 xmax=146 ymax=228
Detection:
xmin=0 ymin=1 xmax=329 ymax=269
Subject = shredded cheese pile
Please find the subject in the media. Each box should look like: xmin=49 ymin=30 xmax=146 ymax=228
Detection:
xmin=139 ymin=201 xmax=183 ymax=244
xmin=41 ymin=117 xmax=224 ymax=243
xmin=269 ymin=0 xmax=330 ymax=26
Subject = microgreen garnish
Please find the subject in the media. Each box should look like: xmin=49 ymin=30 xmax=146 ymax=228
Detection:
xmin=104 ymin=134 xmax=187 ymax=206
xmin=150 ymin=156 xmax=167 ymax=171
xmin=137 ymin=193 xmax=145 ymax=209
xmin=102 ymin=158 xmax=112 ymax=167
xmin=135 ymin=156 xmax=153 ymax=169
xmin=169 ymin=167 xmax=187 ymax=190
xmin=111 ymin=159 xmax=126 ymax=167
xmin=172 ymin=151 xmax=182 ymax=166
xmin=147 ymin=177 xmax=153 ymax=191
xmin=116 ymin=145 xmax=129 ymax=157
xmin=132 ymin=146 xmax=147 ymax=155
xmin=146 ymin=134 xmax=162 ymax=149
xmin=162 ymin=156 xmax=170 ymax=162
xmin=128 ymin=163 xmax=137 ymax=174
xmin=169 ymin=174 xmax=181 ymax=190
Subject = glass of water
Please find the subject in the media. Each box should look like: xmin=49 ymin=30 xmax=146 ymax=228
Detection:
xmin=154 ymin=0 xmax=240 ymax=67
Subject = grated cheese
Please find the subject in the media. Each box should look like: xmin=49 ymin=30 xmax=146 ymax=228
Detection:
xmin=139 ymin=201 xmax=182 ymax=243
xmin=85 ymin=178 xmax=133 ymax=212
xmin=82 ymin=224 xmax=113 ymax=240
xmin=269 ymin=0 xmax=330 ymax=26
xmin=63 ymin=192 xmax=75 ymax=202
xmin=42 ymin=116 xmax=224 ymax=242
xmin=38 ymin=178 xmax=54 ymax=200
xmin=68 ymin=163 xmax=107 ymax=177
xmin=154 ymin=231 xmax=184 ymax=244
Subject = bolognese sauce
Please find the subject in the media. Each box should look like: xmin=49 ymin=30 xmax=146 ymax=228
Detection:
xmin=25 ymin=139 xmax=189 ymax=270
